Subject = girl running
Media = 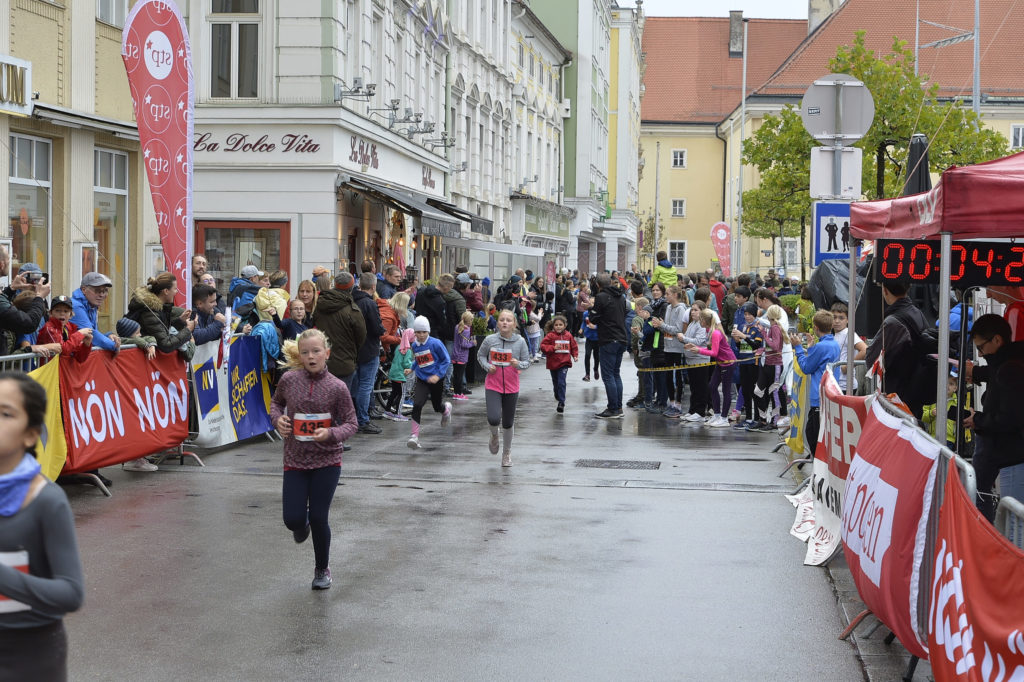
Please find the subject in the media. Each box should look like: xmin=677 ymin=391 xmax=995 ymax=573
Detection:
xmin=525 ymin=301 xmax=542 ymax=361
xmin=0 ymin=372 xmax=84 ymax=680
xmin=581 ymin=309 xmax=600 ymax=382
xmin=383 ymin=328 xmax=414 ymax=421
xmin=451 ymin=311 xmax=476 ymax=400
xmin=685 ymin=309 xmax=737 ymax=427
xmin=271 ymin=329 xmax=358 ymax=590
xmin=540 ymin=314 xmax=579 ymax=413
xmin=477 ymin=309 xmax=532 ymax=467
xmin=407 ymin=316 xmax=452 ymax=450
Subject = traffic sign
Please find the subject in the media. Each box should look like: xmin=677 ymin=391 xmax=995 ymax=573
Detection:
xmin=812 ymin=201 xmax=860 ymax=266
xmin=800 ymin=73 xmax=875 ymax=143
xmin=810 ymin=146 xmax=863 ymax=199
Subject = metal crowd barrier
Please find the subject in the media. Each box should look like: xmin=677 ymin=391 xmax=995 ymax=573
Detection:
xmin=0 ymin=351 xmax=44 ymax=373
xmin=995 ymin=496 xmax=1024 ymax=550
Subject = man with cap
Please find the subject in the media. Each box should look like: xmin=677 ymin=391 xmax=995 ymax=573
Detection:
xmin=228 ymin=264 xmax=264 ymax=310
xmin=456 ymin=272 xmax=483 ymax=313
xmin=70 ymin=271 xmax=120 ymax=352
xmin=312 ymin=271 xmax=366 ymax=392
xmin=0 ymin=247 xmax=50 ymax=356
xmin=352 ymin=272 xmax=386 ymax=434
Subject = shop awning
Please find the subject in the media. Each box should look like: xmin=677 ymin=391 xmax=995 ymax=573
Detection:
xmin=426 ymin=199 xmax=494 ymax=236
xmin=338 ymin=176 xmax=461 ymax=238
xmin=33 ymin=103 xmax=139 ymax=140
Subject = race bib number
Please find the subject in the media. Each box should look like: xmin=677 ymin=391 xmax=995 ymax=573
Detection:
xmin=415 ymin=349 xmax=435 ymax=368
xmin=490 ymin=349 xmax=513 ymax=367
xmin=0 ymin=550 xmax=31 ymax=613
xmin=292 ymin=412 xmax=331 ymax=442
xmin=554 ymin=339 xmax=570 ymax=354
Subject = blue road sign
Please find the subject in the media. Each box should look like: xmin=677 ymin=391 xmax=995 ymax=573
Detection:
xmin=812 ymin=201 xmax=859 ymax=266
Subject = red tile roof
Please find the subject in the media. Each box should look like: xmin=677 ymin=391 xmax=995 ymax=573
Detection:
xmin=641 ymin=16 xmax=808 ymax=124
xmin=757 ymin=0 xmax=1024 ymax=101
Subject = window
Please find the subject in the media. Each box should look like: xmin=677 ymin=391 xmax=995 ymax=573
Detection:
xmin=210 ymin=1 xmax=259 ymax=99
xmin=8 ymin=134 xmax=52 ymax=286
xmin=528 ymin=53 xmax=534 ymax=78
xmin=1013 ymin=125 xmax=1024 ymax=149
xmin=780 ymin=238 xmax=800 ymax=272
xmin=94 ymin=149 xmax=129 ymax=334
xmin=518 ymin=43 xmax=524 ymax=68
xmin=97 ymin=0 xmax=128 ymax=27
xmin=668 ymin=241 xmax=687 ymax=267
xmin=671 ymin=199 xmax=686 ymax=217
xmin=672 ymin=149 xmax=687 ymax=168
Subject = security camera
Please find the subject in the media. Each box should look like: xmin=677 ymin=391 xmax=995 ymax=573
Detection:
xmin=389 ymin=98 xmax=400 ymax=109
xmin=366 ymin=83 xmax=377 ymax=96
xmin=353 ymin=77 xmax=364 ymax=90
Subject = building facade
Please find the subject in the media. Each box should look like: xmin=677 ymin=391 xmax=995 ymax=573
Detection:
xmin=2 ymin=0 xmax=149 ymax=335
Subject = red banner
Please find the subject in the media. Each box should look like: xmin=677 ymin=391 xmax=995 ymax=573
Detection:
xmin=710 ymin=222 xmax=731 ymax=277
xmin=802 ymin=372 xmax=871 ymax=564
xmin=929 ymin=460 xmax=1024 ymax=681
xmin=842 ymin=399 xmax=940 ymax=660
xmin=60 ymin=350 xmax=189 ymax=473
xmin=122 ymin=0 xmax=194 ymax=308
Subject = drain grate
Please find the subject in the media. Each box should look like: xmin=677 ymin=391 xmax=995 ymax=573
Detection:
xmin=574 ymin=459 xmax=661 ymax=470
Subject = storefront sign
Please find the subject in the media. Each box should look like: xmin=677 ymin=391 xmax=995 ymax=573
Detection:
xmin=525 ymin=203 xmax=570 ymax=239
xmin=421 ymin=165 xmax=436 ymax=190
xmin=194 ymin=131 xmax=321 ymax=154
xmin=422 ymin=216 xmax=461 ymax=239
xmin=0 ymin=54 xmax=32 ymax=118
xmin=350 ymin=135 xmax=380 ymax=168
xmin=470 ymin=217 xmax=493 ymax=235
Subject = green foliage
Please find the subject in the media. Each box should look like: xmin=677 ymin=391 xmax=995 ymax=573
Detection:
xmin=740 ymin=31 xmax=1010 ymax=241
xmin=471 ymin=315 xmax=491 ymax=336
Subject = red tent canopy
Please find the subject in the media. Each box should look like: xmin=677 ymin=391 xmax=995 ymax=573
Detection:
xmin=850 ymin=150 xmax=1024 ymax=240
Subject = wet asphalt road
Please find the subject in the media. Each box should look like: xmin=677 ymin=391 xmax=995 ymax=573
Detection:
xmin=62 ymin=360 xmax=865 ymax=681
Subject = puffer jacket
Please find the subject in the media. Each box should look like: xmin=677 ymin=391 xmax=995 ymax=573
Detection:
xmin=126 ymin=287 xmax=193 ymax=353
xmin=376 ymin=298 xmax=402 ymax=352
xmin=311 ymin=288 xmax=366 ymax=378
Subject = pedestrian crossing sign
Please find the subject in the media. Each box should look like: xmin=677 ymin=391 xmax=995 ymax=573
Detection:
xmin=812 ymin=201 xmax=858 ymax=266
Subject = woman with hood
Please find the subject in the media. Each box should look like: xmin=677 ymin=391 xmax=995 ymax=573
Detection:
xmin=477 ymin=309 xmax=532 ymax=467
xmin=127 ymin=272 xmax=196 ymax=354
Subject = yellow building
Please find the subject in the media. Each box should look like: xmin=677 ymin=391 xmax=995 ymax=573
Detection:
xmin=2 ymin=0 xmax=147 ymax=333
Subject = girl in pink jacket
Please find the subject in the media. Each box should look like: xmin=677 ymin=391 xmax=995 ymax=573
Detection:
xmin=684 ymin=309 xmax=737 ymax=427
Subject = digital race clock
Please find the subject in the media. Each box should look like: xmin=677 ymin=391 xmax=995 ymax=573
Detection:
xmin=874 ymin=239 xmax=1024 ymax=287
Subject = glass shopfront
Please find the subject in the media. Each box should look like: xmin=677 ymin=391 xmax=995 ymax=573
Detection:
xmin=7 ymin=134 xmax=51 ymax=279
xmin=196 ymin=221 xmax=290 ymax=300
xmin=93 ymin=148 xmax=129 ymax=334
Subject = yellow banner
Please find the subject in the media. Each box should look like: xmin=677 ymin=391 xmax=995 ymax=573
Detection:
xmin=785 ymin=363 xmax=810 ymax=455
xmin=28 ymin=358 xmax=69 ymax=480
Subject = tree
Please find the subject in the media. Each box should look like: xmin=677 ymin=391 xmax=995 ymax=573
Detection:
xmin=740 ymin=32 xmax=1009 ymax=266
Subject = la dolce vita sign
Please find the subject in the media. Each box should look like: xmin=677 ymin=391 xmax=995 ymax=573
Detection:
xmin=194 ymin=131 xmax=321 ymax=154
xmin=0 ymin=54 xmax=32 ymax=118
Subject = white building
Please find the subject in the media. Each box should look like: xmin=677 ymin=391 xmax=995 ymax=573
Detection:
xmin=186 ymin=0 xmax=464 ymax=287
xmin=508 ymin=3 xmax=575 ymax=272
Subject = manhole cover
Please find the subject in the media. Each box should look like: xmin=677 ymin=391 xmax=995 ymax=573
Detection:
xmin=574 ymin=459 xmax=661 ymax=470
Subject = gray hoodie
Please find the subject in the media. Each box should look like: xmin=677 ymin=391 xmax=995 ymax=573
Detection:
xmin=477 ymin=331 xmax=532 ymax=394
xmin=657 ymin=302 xmax=689 ymax=354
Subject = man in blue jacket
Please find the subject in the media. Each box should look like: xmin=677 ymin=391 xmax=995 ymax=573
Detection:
xmin=70 ymin=272 xmax=120 ymax=352
xmin=790 ymin=310 xmax=841 ymax=452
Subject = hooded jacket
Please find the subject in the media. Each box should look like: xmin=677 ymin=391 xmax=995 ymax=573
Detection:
xmin=540 ymin=329 xmax=578 ymax=370
xmin=376 ymin=298 xmax=402 ymax=352
xmin=589 ymin=284 xmax=628 ymax=345
xmin=228 ymin=276 xmax=261 ymax=310
xmin=652 ymin=260 xmax=678 ymax=289
xmin=352 ymin=289 xmax=385 ymax=364
xmin=440 ymin=288 xmax=467 ymax=342
xmin=414 ymin=286 xmax=447 ymax=340
xmin=126 ymin=286 xmax=194 ymax=353
xmin=477 ymin=331 xmax=531 ymax=394
xmin=312 ymin=288 xmax=366 ymax=378
xmin=971 ymin=339 xmax=1024 ymax=465
xmin=69 ymin=288 xmax=116 ymax=352
xmin=0 ymin=292 xmax=46 ymax=356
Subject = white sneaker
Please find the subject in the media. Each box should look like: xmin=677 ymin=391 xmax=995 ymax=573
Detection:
xmin=776 ymin=416 xmax=791 ymax=428
xmin=441 ymin=401 xmax=452 ymax=427
xmin=123 ymin=458 xmax=157 ymax=472
xmin=708 ymin=416 xmax=730 ymax=428
xmin=501 ymin=450 xmax=512 ymax=467
xmin=684 ymin=413 xmax=703 ymax=423
xmin=489 ymin=431 xmax=499 ymax=455
xmin=407 ymin=435 xmax=421 ymax=449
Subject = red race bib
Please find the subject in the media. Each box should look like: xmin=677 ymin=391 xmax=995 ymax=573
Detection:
xmin=0 ymin=550 xmax=30 ymax=613
xmin=490 ymin=349 xmax=513 ymax=367
xmin=292 ymin=412 xmax=331 ymax=441
xmin=414 ymin=349 xmax=435 ymax=367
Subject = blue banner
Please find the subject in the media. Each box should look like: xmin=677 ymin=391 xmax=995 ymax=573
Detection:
xmin=227 ymin=336 xmax=274 ymax=440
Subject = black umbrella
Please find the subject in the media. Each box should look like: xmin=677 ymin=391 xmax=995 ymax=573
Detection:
xmin=902 ymin=133 xmax=933 ymax=196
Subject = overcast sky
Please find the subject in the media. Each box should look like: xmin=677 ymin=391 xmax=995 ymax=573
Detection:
xmin=624 ymin=0 xmax=809 ymax=19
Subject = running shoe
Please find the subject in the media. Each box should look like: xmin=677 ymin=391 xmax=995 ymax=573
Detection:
xmin=557 ymin=402 xmax=565 ymax=413
xmin=684 ymin=413 xmax=705 ymax=423
xmin=708 ymin=416 xmax=730 ymax=428
xmin=357 ymin=422 xmax=382 ymax=434
xmin=452 ymin=394 xmax=468 ymax=401
xmin=407 ymin=435 xmax=421 ymax=449
xmin=311 ymin=567 xmax=332 ymax=590
xmin=647 ymin=404 xmax=664 ymax=414
xmin=582 ymin=375 xmax=591 ymax=382
xmin=775 ymin=416 xmax=791 ymax=428
xmin=595 ymin=409 xmax=616 ymax=419
xmin=663 ymin=407 xmax=682 ymax=419
xmin=293 ymin=523 xmax=310 ymax=544
xmin=441 ymin=402 xmax=452 ymax=426
xmin=123 ymin=458 xmax=158 ymax=472
xmin=745 ymin=421 xmax=766 ymax=432
xmin=382 ymin=411 xmax=409 ymax=422
xmin=501 ymin=450 xmax=512 ymax=467
xmin=489 ymin=431 xmax=499 ymax=454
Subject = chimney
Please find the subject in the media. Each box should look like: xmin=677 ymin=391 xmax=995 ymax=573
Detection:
xmin=808 ymin=0 xmax=843 ymax=35
xmin=729 ymin=10 xmax=743 ymax=57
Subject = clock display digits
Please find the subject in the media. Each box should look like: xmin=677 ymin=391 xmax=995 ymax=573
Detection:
xmin=908 ymin=244 xmax=932 ymax=280
xmin=950 ymin=245 xmax=968 ymax=281
xmin=971 ymin=248 xmax=995 ymax=279
xmin=881 ymin=242 xmax=905 ymax=279
xmin=1005 ymin=246 xmax=1024 ymax=283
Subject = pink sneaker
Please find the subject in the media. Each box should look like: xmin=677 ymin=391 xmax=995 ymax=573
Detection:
xmin=452 ymin=393 xmax=468 ymax=401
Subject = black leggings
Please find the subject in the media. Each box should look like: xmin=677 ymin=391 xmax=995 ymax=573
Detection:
xmin=687 ymin=364 xmax=710 ymax=416
xmin=739 ymin=364 xmax=759 ymax=420
xmin=662 ymin=352 xmax=681 ymax=402
xmin=385 ymin=381 xmax=404 ymax=412
xmin=584 ymin=339 xmax=598 ymax=376
xmin=486 ymin=389 xmax=519 ymax=429
xmin=282 ymin=466 xmax=341 ymax=570
xmin=453 ymin=362 xmax=466 ymax=395
xmin=412 ymin=379 xmax=444 ymax=423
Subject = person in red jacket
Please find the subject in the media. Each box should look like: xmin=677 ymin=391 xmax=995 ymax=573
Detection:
xmin=539 ymin=314 xmax=579 ymax=414
xmin=375 ymin=295 xmax=401 ymax=354
xmin=705 ymin=268 xmax=727 ymax=308
xmin=33 ymin=296 xmax=92 ymax=364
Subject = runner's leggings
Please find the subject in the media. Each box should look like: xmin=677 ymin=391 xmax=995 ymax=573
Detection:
xmin=485 ymin=389 xmax=519 ymax=428
xmin=282 ymin=465 xmax=341 ymax=570
xmin=411 ymin=379 xmax=445 ymax=423
xmin=386 ymin=381 xmax=404 ymax=412
xmin=584 ymin=339 xmax=598 ymax=376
